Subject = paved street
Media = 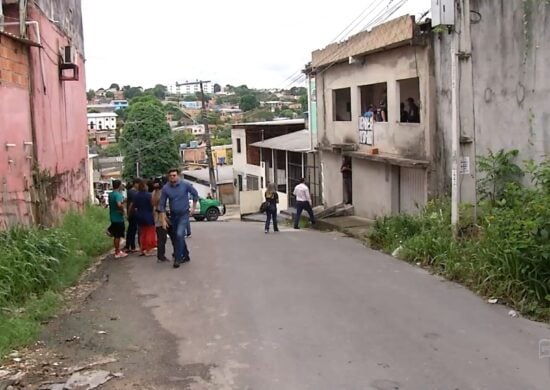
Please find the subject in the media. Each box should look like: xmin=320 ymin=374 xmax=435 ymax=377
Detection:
xmin=116 ymin=220 xmax=550 ymax=389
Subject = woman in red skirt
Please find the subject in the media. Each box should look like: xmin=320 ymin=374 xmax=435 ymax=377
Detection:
xmin=132 ymin=179 xmax=157 ymax=256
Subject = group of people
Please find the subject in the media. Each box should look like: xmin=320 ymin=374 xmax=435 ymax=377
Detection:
xmin=263 ymin=178 xmax=316 ymax=233
xmin=107 ymin=168 xmax=199 ymax=269
xmin=362 ymin=90 xmax=420 ymax=124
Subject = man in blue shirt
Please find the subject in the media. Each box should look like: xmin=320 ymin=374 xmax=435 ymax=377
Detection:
xmin=159 ymin=168 xmax=199 ymax=268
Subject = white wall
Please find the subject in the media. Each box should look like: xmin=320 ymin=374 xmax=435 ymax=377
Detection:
xmin=88 ymin=115 xmax=117 ymax=130
xmin=240 ymin=190 xmax=263 ymax=214
xmin=231 ymin=128 xmax=247 ymax=170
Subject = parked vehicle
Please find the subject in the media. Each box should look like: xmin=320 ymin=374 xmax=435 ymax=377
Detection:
xmin=192 ymin=197 xmax=226 ymax=221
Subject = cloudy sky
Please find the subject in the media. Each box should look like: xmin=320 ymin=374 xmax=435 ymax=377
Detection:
xmin=82 ymin=0 xmax=430 ymax=90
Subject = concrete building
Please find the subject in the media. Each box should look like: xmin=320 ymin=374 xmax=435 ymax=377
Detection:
xmin=87 ymin=112 xmax=117 ymax=131
xmin=0 ymin=0 xmax=88 ymax=228
xmin=432 ymin=0 xmax=550 ymax=205
xmin=174 ymin=81 xmax=214 ymax=95
xmin=111 ymin=99 xmax=128 ymax=110
xmin=182 ymin=166 xmax=235 ymax=205
xmin=231 ymin=119 xmax=309 ymax=214
xmin=308 ymin=15 xmax=434 ymax=219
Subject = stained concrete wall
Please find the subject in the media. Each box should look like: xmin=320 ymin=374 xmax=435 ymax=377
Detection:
xmin=317 ymin=44 xmax=435 ymax=161
xmin=352 ymin=159 xmax=399 ymax=219
xmin=434 ymin=0 xmax=550 ymax=201
xmin=319 ymin=151 xmax=343 ymax=208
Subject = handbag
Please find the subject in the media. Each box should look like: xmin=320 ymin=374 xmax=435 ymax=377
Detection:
xmin=259 ymin=201 xmax=268 ymax=213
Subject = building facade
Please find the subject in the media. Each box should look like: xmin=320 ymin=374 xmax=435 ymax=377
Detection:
xmin=309 ymin=16 xmax=435 ymax=219
xmin=0 ymin=0 xmax=88 ymax=228
xmin=87 ymin=112 xmax=118 ymax=131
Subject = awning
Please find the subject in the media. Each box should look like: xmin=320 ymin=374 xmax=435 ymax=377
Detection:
xmin=250 ymin=129 xmax=311 ymax=152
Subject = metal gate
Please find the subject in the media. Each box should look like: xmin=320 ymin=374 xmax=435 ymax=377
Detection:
xmin=399 ymin=167 xmax=426 ymax=214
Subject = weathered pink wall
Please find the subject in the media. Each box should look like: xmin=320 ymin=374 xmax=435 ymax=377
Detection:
xmin=0 ymin=51 xmax=34 ymax=227
xmin=28 ymin=7 xmax=88 ymax=225
xmin=0 ymin=4 xmax=88 ymax=228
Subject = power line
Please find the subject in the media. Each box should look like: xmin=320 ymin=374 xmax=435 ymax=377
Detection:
xmin=278 ymin=0 xmax=381 ymax=89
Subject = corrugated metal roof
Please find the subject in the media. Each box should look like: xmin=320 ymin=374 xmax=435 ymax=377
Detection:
xmin=182 ymin=166 xmax=234 ymax=185
xmin=250 ymin=129 xmax=311 ymax=152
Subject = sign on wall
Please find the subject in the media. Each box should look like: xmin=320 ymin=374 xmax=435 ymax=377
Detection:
xmin=359 ymin=116 xmax=374 ymax=146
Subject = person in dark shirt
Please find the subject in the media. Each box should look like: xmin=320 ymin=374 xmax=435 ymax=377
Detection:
xmin=159 ymin=169 xmax=199 ymax=268
xmin=133 ymin=179 xmax=156 ymax=256
xmin=264 ymin=183 xmax=279 ymax=233
xmin=405 ymin=97 xmax=420 ymax=123
xmin=340 ymin=157 xmax=352 ymax=205
xmin=124 ymin=178 xmax=140 ymax=253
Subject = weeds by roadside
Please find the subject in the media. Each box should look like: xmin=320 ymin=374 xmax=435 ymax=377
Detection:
xmin=0 ymin=205 xmax=111 ymax=356
xmin=369 ymin=152 xmax=550 ymax=321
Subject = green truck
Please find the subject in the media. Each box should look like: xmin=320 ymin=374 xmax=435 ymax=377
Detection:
xmin=192 ymin=197 xmax=226 ymax=221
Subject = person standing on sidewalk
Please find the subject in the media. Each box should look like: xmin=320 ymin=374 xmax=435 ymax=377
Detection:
xmin=293 ymin=178 xmax=316 ymax=229
xmin=133 ymin=179 xmax=157 ymax=256
xmin=159 ymin=169 xmax=199 ymax=268
xmin=124 ymin=178 xmax=139 ymax=253
xmin=152 ymin=178 xmax=175 ymax=262
xmin=341 ymin=157 xmax=352 ymax=205
xmin=108 ymin=180 xmax=128 ymax=259
xmin=264 ymin=183 xmax=279 ymax=234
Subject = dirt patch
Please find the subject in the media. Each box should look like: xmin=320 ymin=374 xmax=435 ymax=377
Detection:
xmin=0 ymin=255 xmax=199 ymax=389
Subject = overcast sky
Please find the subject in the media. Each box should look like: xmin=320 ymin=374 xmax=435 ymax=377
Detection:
xmin=82 ymin=0 xmax=430 ymax=91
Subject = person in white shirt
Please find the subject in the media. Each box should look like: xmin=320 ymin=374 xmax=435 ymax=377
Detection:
xmin=293 ymin=178 xmax=316 ymax=229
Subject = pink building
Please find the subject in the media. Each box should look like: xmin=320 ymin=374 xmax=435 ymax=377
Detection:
xmin=0 ymin=0 xmax=88 ymax=228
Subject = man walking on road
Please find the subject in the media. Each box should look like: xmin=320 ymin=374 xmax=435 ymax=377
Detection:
xmin=293 ymin=178 xmax=315 ymax=229
xmin=108 ymin=180 xmax=128 ymax=259
xmin=159 ymin=169 xmax=199 ymax=268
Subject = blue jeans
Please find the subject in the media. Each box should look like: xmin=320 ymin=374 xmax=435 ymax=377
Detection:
xmin=170 ymin=213 xmax=190 ymax=262
xmin=265 ymin=204 xmax=278 ymax=232
xmin=125 ymin=215 xmax=138 ymax=250
xmin=294 ymin=201 xmax=315 ymax=228
xmin=186 ymin=218 xmax=191 ymax=236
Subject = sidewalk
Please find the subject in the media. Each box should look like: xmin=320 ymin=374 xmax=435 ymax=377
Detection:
xmin=314 ymin=215 xmax=375 ymax=242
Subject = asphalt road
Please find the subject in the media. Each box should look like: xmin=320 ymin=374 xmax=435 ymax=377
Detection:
xmin=123 ymin=220 xmax=550 ymax=390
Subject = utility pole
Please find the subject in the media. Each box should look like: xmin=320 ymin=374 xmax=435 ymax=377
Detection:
xmin=176 ymin=80 xmax=217 ymax=198
xmin=450 ymin=0 xmax=461 ymax=236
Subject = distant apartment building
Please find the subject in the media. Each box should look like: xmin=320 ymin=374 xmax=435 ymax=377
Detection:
xmin=180 ymin=101 xmax=202 ymax=110
xmin=172 ymin=81 xmax=215 ymax=95
xmin=111 ymin=99 xmax=128 ymax=110
xmin=88 ymin=112 xmax=118 ymax=131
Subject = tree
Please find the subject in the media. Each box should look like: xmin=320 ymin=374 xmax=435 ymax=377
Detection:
xmin=173 ymin=130 xmax=195 ymax=146
xmin=299 ymin=94 xmax=308 ymax=111
xmin=120 ymin=102 xmax=180 ymax=179
xmin=115 ymin=108 xmax=128 ymax=123
xmin=129 ymin=95 xmax=162 ymax=107
xmin=213 ymin=83 xmax=222 ymax=93
xmin=240 ymin=94 xmax=259 ymax=112
xmin=244 ymin=108 xmax=274 ymax=122
xmin=86 ymin=89 xmax=95 ymax=101
xmin=147 ymin=84 xmax=167 ymax=100
xmin=98 ymin=143 xmax=121 ymax=157
xmin=290 ymin=86 xmax=307 ymax=96
xmin=105 ymin=91 xmax=114 ymax=98
xmin=123 ymin=87 xmax=144 ymax=100
xmin=280 ymin=109 xmax=296 ymax=119
xmin=109 ymin=83 xmax=120 ymax=91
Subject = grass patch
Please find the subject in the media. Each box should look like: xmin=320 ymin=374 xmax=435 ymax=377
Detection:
xmin=0 ymin=205 xmax=111 ymax=356
xmin=369 ymin=155 xmax=550 ymax=320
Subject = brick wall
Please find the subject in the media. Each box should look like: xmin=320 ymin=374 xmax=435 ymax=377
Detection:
xmin=0 ymin=34 xmax=30 ymax=89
